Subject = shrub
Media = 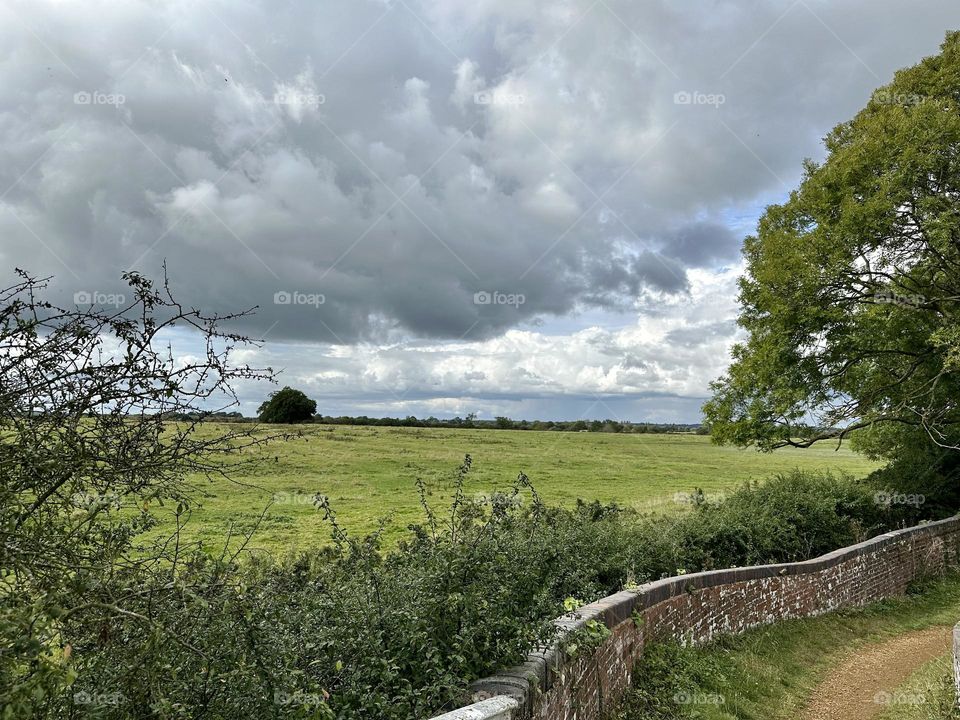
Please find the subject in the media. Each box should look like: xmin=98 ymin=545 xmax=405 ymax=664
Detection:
xmin=861 ymin=444 xmax=960 ymax=527
xmin=0 ymin=271 xmax=279 ymax=717
xmin=672 ymin=470 xmax=886 ymax=570
xmin=36 ymin=464 xmax=953 ymax=720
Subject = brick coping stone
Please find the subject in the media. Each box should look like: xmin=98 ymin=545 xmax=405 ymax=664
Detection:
xmin=429 ymin=696 xmax=519 ymax=720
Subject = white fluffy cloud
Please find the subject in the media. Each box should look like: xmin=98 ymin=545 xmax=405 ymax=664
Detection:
xmin=224 ymin=266 xmax=741 ymax=419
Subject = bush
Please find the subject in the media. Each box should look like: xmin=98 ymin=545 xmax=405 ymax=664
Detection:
xmin=861 ymin=444 xmax=960 ymax=527
xmin=672 ymin=470 xmax=886 ymax=571
xmin=35 ymin=463 xmax=953 ymax=720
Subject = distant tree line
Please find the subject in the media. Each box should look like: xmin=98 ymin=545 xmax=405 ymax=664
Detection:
xmin=98 ymin=403 xmax=853 ymax=440
xmin=156 ymin=384 xmax=864 ymax=438
xmin=317 ymin=414 xmax=710 ymax=434
xmin=157 ymin=391 xmax=854 ymax=438
xmin=315 ymin=415 xmax=848 ymax=437
xmin=160 ymin=408 xmax=708 ymax=433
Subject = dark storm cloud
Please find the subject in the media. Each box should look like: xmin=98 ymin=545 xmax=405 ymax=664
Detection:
xmin=660 ymin=222 xmax=742 ymax=268
xmin=1 ymin=0 xmax=957 ymax=343
xmin=0 ymin=0 xmax=958 ymax=420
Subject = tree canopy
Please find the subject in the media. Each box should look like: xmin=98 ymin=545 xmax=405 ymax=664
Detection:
xmin=258 ymin=386 xmax=318 ymax=423
xmin=704 ymin=32 xmax=960 ymax=459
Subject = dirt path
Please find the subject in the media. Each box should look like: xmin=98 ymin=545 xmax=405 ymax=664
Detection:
xmin=801 ymin=625 xmax=951 ymax=720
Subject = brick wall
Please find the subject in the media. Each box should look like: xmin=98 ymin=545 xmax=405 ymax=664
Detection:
xmin=430 ymin=514 xmax=960 ymax=720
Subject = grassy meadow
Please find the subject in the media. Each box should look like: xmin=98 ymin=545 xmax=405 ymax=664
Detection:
xmin=149 ymin=423 xmax=882 ymax=553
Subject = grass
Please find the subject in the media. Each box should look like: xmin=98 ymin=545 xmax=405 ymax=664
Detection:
xmin=876 ymin=653 xmax=960 ymax=720
xmin=619 ymin=574 xmax=960 ymax=720
xmin=148 ymin=423 xmax=879 ymax=553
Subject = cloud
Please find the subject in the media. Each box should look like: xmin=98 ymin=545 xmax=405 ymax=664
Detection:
xmin=221 ymin=265 xmax=744 ymax=418
xmin=660 ymin=222 xmax=742 ymax=268
xmin=0 ymin=0 xmax=956 ymax=418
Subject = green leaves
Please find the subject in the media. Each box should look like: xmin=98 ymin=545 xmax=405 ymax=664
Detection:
xmin=14 ymin=458 xmax=939 ymax=720
xmin=257 ymin=387 xmax=318 ymax=424
xmin=706 ymin=32 xmax=960 ymax=456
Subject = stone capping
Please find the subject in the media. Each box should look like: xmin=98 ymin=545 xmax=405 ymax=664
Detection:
xmin=428 ymin=696 xmax=519 ymax=720
xmin=953 ymin=621 xmax=960 ymax=708
xmin=428 ymin=514 xmax=960 ymax=720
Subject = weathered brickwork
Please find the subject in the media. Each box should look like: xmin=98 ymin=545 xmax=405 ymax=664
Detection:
xmin=432 ymin=515 xmax=960 ymax=720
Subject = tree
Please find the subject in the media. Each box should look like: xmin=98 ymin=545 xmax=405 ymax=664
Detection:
xmin=257 ymin=386 xmax=317 ymax=423
xmin=704 ymin=32 xmax=960 ymax=460
xmin=0 ymin=269 xmax=280 ymax=714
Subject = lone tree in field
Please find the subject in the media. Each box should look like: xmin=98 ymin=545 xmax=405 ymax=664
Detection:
xmin=258 ymin=386 xmax=317 ymax=423
xmin=704 ymin=32 xmax=960 ymax=460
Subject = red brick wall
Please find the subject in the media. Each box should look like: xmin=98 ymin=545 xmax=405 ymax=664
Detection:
xmin=459 ymin=515 xmax=960 ymax=720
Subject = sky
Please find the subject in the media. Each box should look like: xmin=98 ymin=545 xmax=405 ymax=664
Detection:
xmin=1 ymin=0 xmax=958 ymax=421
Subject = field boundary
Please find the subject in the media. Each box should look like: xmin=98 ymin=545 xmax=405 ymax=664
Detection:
xmin=429 ymin=514 xmax=960 ymax=720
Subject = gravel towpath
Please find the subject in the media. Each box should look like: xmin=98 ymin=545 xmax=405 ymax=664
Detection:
xmin=800 ymin=625 xmax=951 ymax=720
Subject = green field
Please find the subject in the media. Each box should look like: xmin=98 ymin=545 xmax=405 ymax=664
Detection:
xmin=159 ymin=424 xmax=881 ymax=553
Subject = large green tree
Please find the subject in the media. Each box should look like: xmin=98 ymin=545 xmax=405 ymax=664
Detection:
xmin=258 ymin=386 xmax=317 ymax=423
xmin=705 ymin=32 xmax=960 ymax=460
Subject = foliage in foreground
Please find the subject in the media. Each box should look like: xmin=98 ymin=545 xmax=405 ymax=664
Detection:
xmin=0 ymin=270 xmax=279 ymax=718
xmin=22 ymin=463 xmax=949 ymax=720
